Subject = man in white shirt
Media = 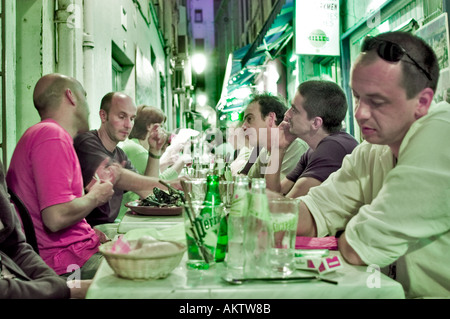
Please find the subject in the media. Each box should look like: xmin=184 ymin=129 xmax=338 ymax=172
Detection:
xmin=296 ymin=31 xmax=449 ymax=298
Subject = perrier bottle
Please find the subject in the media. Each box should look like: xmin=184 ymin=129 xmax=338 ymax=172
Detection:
xmin=202 ymin=174 xmax=227 ymax=262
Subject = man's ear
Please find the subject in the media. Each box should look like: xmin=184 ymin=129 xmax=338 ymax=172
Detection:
xmin=65 ymin=89 xmax=76 ymax=106
xmin=266 ymin=112 xmax=277 ymax=127
xmin=415 ymin=87 xmax=434 ymax=119
xmin=99 ymin=109 xmax=108 ymax=123
xmin=312 ymin=117 xmax=323 ymax=130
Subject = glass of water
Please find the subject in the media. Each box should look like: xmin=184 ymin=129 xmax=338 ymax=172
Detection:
xmin=268 ymin=198 xmax=299 ymax=276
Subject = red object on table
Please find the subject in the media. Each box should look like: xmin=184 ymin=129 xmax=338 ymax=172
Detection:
xmin=295 ymin=236 xmax=338 ymax=250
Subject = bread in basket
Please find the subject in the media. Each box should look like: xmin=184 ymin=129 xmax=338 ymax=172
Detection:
xmin=99 ymin=237 xmax=186 ymax=280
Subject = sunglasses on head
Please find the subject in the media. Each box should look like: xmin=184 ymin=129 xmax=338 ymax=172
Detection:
xmin=361 ymin=36 xmax=432 ymax=81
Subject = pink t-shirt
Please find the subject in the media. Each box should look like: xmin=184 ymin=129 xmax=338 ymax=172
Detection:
xmin=6 ymin=119 xmax=100 ymax=275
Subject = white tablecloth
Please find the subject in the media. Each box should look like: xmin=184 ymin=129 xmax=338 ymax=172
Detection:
xmin=118 ymin=211 xmax=184 ymax=234
xmin=88 ymin=220 xmax=405 ymax=299
xmin=86 ymin=252 xmax=405 ymax=299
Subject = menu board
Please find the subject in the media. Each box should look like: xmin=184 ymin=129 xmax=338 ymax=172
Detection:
xmin=295 ymin=0 xmax=340 ymax=56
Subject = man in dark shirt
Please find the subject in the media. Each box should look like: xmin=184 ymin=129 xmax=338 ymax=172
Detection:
xmin=74 ymin=92 xmax=180 ymax=226
xmin=266 ymin=80 xmax=358 ymax=197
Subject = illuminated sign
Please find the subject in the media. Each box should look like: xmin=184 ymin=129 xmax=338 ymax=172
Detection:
xmin=295 ymin=0 xmax=340 ymax=56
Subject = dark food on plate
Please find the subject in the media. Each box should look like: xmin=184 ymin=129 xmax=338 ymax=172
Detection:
xmin=140 ymin=187 xmax=184 ymax=207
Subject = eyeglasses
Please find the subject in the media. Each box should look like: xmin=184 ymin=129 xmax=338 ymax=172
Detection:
xmin=361 ymin=36 xmax=432 ymax=81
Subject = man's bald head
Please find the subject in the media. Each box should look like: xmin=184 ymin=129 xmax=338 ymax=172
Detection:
xmin=100 ymin=92 xmax=133 ymax=114
xmin=33 ymin=73 xmax=82 ymax=117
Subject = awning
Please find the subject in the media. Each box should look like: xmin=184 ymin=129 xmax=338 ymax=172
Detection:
xmin=241 ymin=0 xmax=294 ymax=68
xmin=216 ymin=46 xmax=265 ymax=114
xmin=216 ymin=0 xmax=294 ymax=116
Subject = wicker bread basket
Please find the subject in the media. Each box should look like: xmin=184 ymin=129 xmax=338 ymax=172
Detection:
xmin=99 ymin=240 xmax=186 ymax=280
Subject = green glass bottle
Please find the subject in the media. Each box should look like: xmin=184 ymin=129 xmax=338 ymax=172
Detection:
xmin=202 ymin=175 xmax=227 ymax=262
xmin=203 ymin=175 xmax=222 ymax=206
xmin=215 ymin=212 xmax=228 ymax=262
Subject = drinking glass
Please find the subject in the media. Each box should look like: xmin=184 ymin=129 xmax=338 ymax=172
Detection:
xmin=183 ymin=178 xmax=234 ymax=207
xmin=268 ymin=198 xmax=299 ymax=276
xmin=218 ymin=180 xmax=234 ymax=208
xmin=183 ymin=201 xmax=225 ymax=269
xmin=183 ymin=178 xmax=207 ymax=202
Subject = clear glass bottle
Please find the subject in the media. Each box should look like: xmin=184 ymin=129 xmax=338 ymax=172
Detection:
xmin=226 ymin=176 xmax=250 ymax=271
xmin=243 ymin=178 xmax=273 ymax=278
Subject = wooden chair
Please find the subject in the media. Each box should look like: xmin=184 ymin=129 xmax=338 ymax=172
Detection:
xmin=8 ymin=188 xmax=39 ymax=254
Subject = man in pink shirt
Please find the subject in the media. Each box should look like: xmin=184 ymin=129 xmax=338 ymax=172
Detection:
xmin=6 ymin=74 xmax=115 ymax=279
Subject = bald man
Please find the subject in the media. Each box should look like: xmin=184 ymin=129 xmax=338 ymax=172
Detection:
xmin=6 ymin=73 xmax=115 ymax=279
xmin=74 ymin=92 xmax=178 ymax=226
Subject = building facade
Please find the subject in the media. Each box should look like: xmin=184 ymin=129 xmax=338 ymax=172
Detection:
xmin=1 ymin=0 xmax=450 ymax=166
xmin=0 ymin=0 xmax=192 ymax=167
xmin=213 ymin=0 xmax=450 ymax=139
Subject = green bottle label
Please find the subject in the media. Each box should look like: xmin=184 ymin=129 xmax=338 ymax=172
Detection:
xmin=193 ymin=211 xmax=221 ymax=246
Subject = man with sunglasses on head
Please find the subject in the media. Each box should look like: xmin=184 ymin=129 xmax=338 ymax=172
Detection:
xmin=295 ymin=31 xmax=450 ymax=298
